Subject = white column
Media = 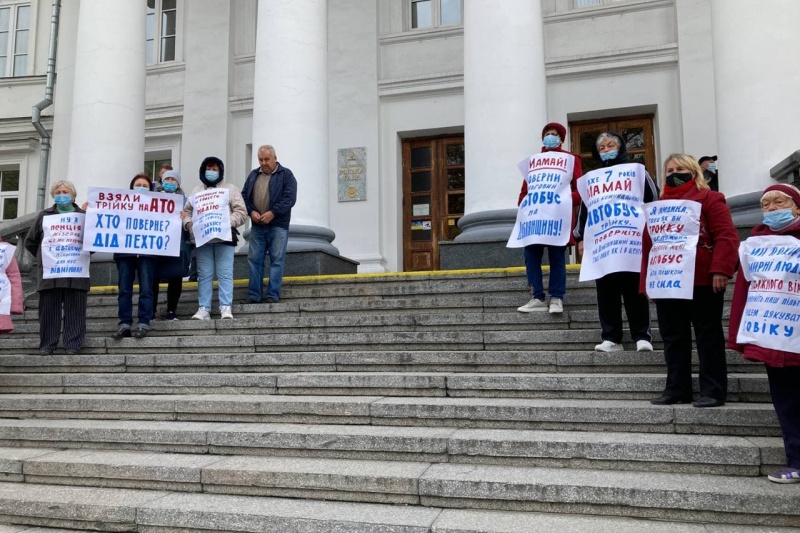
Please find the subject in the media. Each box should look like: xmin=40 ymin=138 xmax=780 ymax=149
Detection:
xmin=711 ymin=0 xmax=800 ymax=197
xmin=66 ymin=0 xmax=146 ymax=200
xmin=252 ymin=0 xmax=329 ymax=234
xmin=459 ymin=0 xmax=547 ymax=239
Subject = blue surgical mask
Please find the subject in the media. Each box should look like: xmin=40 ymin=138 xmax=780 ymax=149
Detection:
xmin=600 ymin=150 xmax=618 ymax=162
xmin=542 ymin=134 xmax=560 ymax=149
xmin=134 ymin=186 xmax=150 ymax=192
xmin=54 ymin=194 xmax=72 ymax=207
xmin=763 ymin=209 xmax=797 ymax=230
xmin=162 ymin=182 xmax=178 ymax=193
xmin=205 ymin=170 xmax=220 ymax=182
xmin=707 ymin=163 xmax=717 ymax=171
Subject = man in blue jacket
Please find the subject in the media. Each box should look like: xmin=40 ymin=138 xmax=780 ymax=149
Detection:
xmin=241 ymin=145 xmax=297 ymax=303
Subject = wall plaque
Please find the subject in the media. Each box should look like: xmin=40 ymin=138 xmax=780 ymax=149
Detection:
xmin=337 ymin=147 xmax=367 ymax=202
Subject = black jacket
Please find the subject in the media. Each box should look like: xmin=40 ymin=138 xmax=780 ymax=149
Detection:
xmin=24 ymin=205 xmax=91 ymax=292
xmin=241 ymin=163 xmax=298 ymax=231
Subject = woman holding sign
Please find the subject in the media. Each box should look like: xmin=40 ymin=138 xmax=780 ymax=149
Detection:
xmin=642 ymin=154 xmax=738 ymax=408
xmin=729 ymin=184 xmax=800 ymax=482
xmin=152 ymin=170 xmax=190 ymax=321
xmin=0 ymin=237 xmax=23 ymax=334
xmin=24 ymin=180 xmax=90 ymax=354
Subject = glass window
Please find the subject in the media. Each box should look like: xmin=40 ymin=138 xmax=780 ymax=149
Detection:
xmin=0 ymin=3 xmax=30 ymax=77
xmin=440 ymin=0 xmax=461 ymax=26
xmin=411 ymin=0 xmax=432 ymax=29
xmin=0 ymin=168 xmax=19 ymax=221
xmin=410 ymin=0 xmax=460 ymax=30
xmin=146 ymin=0 xmax=177 ymax=65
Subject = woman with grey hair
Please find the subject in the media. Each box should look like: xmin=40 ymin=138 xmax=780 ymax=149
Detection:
xmin=24 ymin=180 xmax=90 ymax=355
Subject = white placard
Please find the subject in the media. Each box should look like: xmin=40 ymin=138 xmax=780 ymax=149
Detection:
xmin=507 ymin=152 xmax=575 ymax=248
xmin=42 ymin=213 xmax=91 ymax=279
xmin=83 ymin=187 xmax=182 ymax=256
xmin=577 ymin=163 xmax=647 ymax=281
xmin=643 ymin=200 xmax=701 ymax=299
xmin=190 ymin=188 xmax=232 ymax=247
xmin=0 ymin=243 xmax=15 ymax=315
xmin=736 ymin=235 xmax=800 ymax=352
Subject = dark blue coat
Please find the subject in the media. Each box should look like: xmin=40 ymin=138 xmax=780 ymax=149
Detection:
xmin=241 ymin=163 xmax=297 ymax=230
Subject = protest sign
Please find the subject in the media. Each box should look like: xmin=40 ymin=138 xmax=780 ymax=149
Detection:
xmin=643 ymin=200 xmax=701 ymax=299
xmin=0 ymin=243 xmax=15 ymax=315
xmin=83 ymin=187 xmax=182 ymax=256
xmin=577 ymin=163 xmax=647 ymax=281
xmin=736 ymin=235 xmax=800 ymax=352
xmin=190 ymin=188 xmax=231 ymax=247
xmin=507 ymin=152 xmax=575 ymax=248
xmin=41 ymin=213 xmax=91 ymax=279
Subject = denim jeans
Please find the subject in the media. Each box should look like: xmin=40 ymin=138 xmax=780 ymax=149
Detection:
xmin=196 ymin=242 xmax=235 ymax=309
xmin=116 ymin=255 xmax=157 ymax=328
xmin=247 ymin=224 xmax=289 ymax=302
xmin=523 ymin=244 xmax=566 ymax=300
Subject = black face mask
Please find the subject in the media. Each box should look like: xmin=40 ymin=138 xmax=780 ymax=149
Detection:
xmin=665 ymin=172 xmax=693 ymax=187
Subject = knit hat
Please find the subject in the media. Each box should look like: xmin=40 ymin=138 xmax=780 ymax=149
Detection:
xmin=161 ymin=170 xmax=181 ymax=184
xmin=763 ymin=184 xmax=800 ymax=207
xmin=542 ymin=122 xmax=567 ymax=141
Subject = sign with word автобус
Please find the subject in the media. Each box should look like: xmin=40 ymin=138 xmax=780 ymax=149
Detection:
xmin=644 ymin=200 xmax=701 ymax=299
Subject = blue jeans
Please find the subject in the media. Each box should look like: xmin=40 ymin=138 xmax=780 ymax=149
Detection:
xmin=116 ymin=255 xmax=157 ymax=328
xmin=196 ymin=242 xmax=235 ymax=309
xmin=523 ymin=244 xmax=566 ymax=300
xmin=247 ymin=224 xmax=289 ymax=302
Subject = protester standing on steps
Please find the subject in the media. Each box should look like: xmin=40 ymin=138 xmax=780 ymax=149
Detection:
xmin=0 ymin=237 xmax=23 ymax=334
xmin=513 ymin=122 xmax=582 ymax=315
xmin=241 ymin=145 xmax=297 ymax=304
xmin=574 ymin=132 xmax=658 ymax=353
xmin=112 ymin=174 xmax=159 ymax=340
xmin=728 ymin=183 xmax=800 ymax=482
xmin=698 ymin=155 xmax=719 ymax=192
xmin=24 ymin=180 xmax=90 ymax=354
xmin=643 ymin=154 xmax=738 ymax=409
xmin=152 ymin=170 xmax=190 ymax=320
xmin=182 ymin=156 xmax=247 ymax=320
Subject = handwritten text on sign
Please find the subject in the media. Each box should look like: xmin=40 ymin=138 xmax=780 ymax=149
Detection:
xmin=577 ymin=163 xmax=646 ymax=281
xmin=644 ymin=200 xmax=700 ymax=299
xmin=507 ymin=153 xmax=575 ymax=248
xmin=42 ymin=214 xmax=91 ymax=279
xmin=190 ymin=188 xmax=232 ymax=247
xmin=736 ymin=235 xmax=800 ymax=353
xmin=0 ymin=243 xmax=15 ymax=315
xmin=83 ymin=188 xmax=182 ymax=256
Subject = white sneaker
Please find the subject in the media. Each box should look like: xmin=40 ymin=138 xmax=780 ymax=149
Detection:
xmin=192 ymin=307 xmax=211 ymax=320
xmin=517 ymin=298 xmax=547 ymax=313
xmin=636 ymin=340 xmax=654 ymax=352
xmin=220 ymin=305 xmax=234 ymax=320
xmin=595 ymin=340 xmax=623 ymax=352
xmin=548 ymin=298 xmax=563 ymax=314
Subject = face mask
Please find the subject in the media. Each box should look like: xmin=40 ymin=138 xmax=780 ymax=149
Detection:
xmin=162 ymin=182 xmax=178 ymax=193
xmin=665 ymin=172 xmax=693 ymax=188
xmin=707 ymin=163 xmax=717 ymax=171
xmin=205 ymin=170 xmax=220 ymax=182
xmin=54 ymin=194 xmax=72 ymax=207
xmin=134 ymin=186 xmax=150 ymax=192
xmin=600 ymin=150 xmax=618 ymax=162
xmin=763 ymin=209 xmax=797 ymax=230
xmin=542 ymin=134 xmax=560 ymax=149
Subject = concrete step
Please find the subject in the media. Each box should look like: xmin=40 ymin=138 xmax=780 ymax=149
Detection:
xmin=0 ymin=373 xmax=771 ymax=401
xmin=0 ymin=395 xmax=780 ymax=435
xmin=0 ymin=420 xmax=785 ymax=475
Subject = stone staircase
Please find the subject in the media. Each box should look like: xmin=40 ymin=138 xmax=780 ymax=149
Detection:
xmin=0 ymin=269 xmax=797 ymax=533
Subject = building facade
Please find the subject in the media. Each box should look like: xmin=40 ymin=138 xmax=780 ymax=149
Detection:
xmin=0 ymin=0 xmax=798 ymax=272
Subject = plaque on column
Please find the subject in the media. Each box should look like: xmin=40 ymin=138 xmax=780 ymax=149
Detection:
xmin=337 ymin=147 xmax=367 ymax=202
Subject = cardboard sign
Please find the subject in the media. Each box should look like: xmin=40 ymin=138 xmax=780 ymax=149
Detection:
xmin=190 ymin=188 xmax=232 ymax=247
xmin=42 ymin=213 xmax=91 ymax=279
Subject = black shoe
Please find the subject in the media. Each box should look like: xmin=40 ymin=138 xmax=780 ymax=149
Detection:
xmin=243 ymin=298 xmax=260 ymax=304
xmin=265 ymin=297 xmax=278 ymax=303
xmin=112 ymin=328 xmax=131 ymax=340
xmin=693 ymin=396 xmax=725 ymax=408
xmin=133 ymin=327 xmax=149 ymax=339
xmin=650 ymin=395 xmax=692 ymax=405
xmin=64 ymin=349 xmax=80 ymax=355
xmin=38 ymin=348 xmax=54 ymax=356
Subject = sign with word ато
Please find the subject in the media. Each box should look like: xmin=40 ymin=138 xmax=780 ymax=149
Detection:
xmin=507 ymin=152 xmax=575 ymax=248
xmin=644 ymin=200 xmax=701 ymax=299
xmin=0 ymin=242 xmax=15 ymax=315
xmin=577 ymin=163 xmax=647 ymax=281
xmin=42 ymin=213 xmax=91 ymax=279
xmin=190 ymin=188 xmax=231 ymax=247
xmin=337 ymin=147 xmax=366 ymax=202
xmin=736 ymin=235 xmax=800 ymax=352
xmin=83 ymin=187 xmax=182 ymax=256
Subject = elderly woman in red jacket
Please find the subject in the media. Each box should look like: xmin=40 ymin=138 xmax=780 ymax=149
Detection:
xmin=641 ymin=153 xmax=739 ymax=408
xmin=729 ymin=183 xmax=800 ymax=484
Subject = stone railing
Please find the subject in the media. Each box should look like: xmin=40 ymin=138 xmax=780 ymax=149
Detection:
xmin=0 ymin=212 xmax=39 ymax=298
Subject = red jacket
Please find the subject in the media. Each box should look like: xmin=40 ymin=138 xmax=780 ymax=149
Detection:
xmin=639 ymin=185 xmax=739 ymax=294
xmin=727 ymin=220 xmax=800 ymax=367
xmin=517 ymin=146 xmax=583 ymax=246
